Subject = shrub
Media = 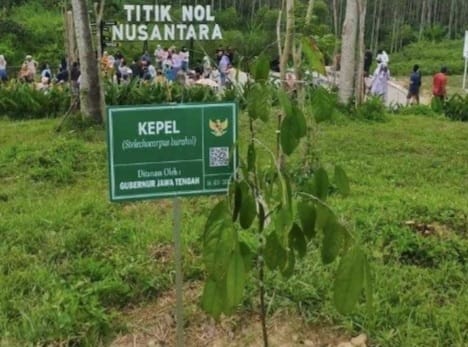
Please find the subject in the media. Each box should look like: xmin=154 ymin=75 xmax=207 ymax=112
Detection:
xmin=396 ymin=104 xmax=440 ymax=117
xmin=0 ymin=81 xmax=70 ymax=119
xmin=353 ymin=96 xmax=388 ymax=122
xmin=443 ymin=94 xmax=468 ymax=122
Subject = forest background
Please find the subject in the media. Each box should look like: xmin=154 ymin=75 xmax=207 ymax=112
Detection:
xmin=1 ymin=0 xmax=468 ymax=77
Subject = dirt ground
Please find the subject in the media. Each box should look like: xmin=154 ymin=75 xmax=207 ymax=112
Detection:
xmin=110 ymin=282 xmax=365 ymax=347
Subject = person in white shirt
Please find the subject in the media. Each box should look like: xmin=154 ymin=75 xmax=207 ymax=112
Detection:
xmin=376 ymin=49 xmax=389 ymax=66
xmin=180 ymin=47 xmax=189 ymax=71
xmin=370 ymin=63 xmax=390 ymax=101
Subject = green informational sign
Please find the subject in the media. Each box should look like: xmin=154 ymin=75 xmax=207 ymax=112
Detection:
xmin=107 ymin=103 xmax=237 ymax=201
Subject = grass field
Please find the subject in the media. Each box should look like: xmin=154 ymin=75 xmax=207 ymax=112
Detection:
xmin=0 ymin=113 xmax=467 ymax=346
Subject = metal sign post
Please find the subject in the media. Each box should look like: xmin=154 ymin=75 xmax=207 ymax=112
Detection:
xmin=172 ymin=197 xmax=184 ymax=346
xmin=107 ymin=102 xmax=238 ymax=347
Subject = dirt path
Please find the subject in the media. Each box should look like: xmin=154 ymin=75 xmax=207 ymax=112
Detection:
xmin=110 ymin=282 xmax=368 ymax=347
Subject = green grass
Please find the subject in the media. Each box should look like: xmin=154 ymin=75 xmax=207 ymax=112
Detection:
xmin=0 ymin=114 xmax=467 ymax=346
xmin=389 ymin=40 xmax=466 ymax=76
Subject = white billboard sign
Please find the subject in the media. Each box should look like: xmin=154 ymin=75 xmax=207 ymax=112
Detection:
xmin=112 ymin=5 xmax=223 ymax=41
xmin=464 ymin=31 xmax=468 ymax=59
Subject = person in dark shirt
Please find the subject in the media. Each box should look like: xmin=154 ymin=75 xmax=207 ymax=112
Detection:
xmin=70 ymin=61 xmax=80 ymax=95
xmin=364 ymin=49 xmax=373 ymax=77
xmin=407 ymin=64 xmax=422 ymax=105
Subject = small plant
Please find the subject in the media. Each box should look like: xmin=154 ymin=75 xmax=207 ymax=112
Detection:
xmin=201 ymin=56 xmax=371 ymax=347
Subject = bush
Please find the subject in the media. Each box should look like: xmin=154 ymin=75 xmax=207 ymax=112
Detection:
xmin=353 ymin=96 xmax=388 ymax=122
xmin=396 ymin=104 xmax=440 ymax=117
xmin=0 ymin=81 xmax=70 ymax=119
xmin=1 ymin=79 xmax=244 ymax=120
xmin=442 ymin=94 xmax=468 ymax=121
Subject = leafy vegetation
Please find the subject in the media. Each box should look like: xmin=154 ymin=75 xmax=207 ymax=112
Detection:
xmin=443 ymin=94 xmax=468 ymax=122
xmin=389 ymin=40 xmax=466 ymax=76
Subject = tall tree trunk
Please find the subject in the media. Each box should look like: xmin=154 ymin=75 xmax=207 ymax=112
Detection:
xmin=447 ymin=0 xmax=455 ymax=39
xmin=419 ymin=0 xmax=426 ymax=41
xmin=338 ymin=0 xmax=358 ymax=103
xmin=369 ymin=0 xmax=377 ymax=51
xmin=66 ymin=11 xmax=78 ymax=69
xmin=373 ymin=0 xmax=383 ymax=51
xmin=71 ymin=0 xmax=103 ymax=123
xmin=354 ymin=0 xmax=366 ymax=106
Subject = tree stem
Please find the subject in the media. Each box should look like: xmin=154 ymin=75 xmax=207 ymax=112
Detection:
xmin=259 ymin=257 xmax=269 ymax=347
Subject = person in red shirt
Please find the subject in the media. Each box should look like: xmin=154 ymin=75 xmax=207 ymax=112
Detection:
xmin=432 ymin=66 xmax=448 ymax=100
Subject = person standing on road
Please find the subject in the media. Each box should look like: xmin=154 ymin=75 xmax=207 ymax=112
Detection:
xmin=370 ymin=63 xmax=390 ymax=101
xmin=432 ymin=66 xmax=448 ymax=101
xmin=407 ymin=64 xmax=422 ymax=105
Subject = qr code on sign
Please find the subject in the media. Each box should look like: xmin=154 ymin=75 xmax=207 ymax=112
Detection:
xmin=209 ymin=147 xmax=229 ymax=167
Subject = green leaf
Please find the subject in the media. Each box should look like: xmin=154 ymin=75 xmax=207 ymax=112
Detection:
xmin=232 ymin=182 xmax=242 ymax=222
xmin=239 ymin=241 xmax=255 ymax=273
xmin=309 ymin=87 xmax=336 ymax=123
xmin=280 ymin=116 xmax=299 ymax=155
xmin=274 ymin=206 xmax=293 ymax=248
xmin=247 ymin=84 xmax=271 ymax=121
xmin=247 ymin=143 xmax=256 ymax=173
xmin=264 ymin=232 xmax=287 ymax=270
xmin=314 ymin=167 xmax=329 ymax=201
xmin=201 ymin=277 xmax=226 ymax=319
xmin=239 ymin=181 xmax=256 ymax=229
xmin=281 ymin=250 xmax=296 ymax=278
xmin=297 ymin=200 xmax=316 ymax=239
xmin=322 ymin=220 xmax=345 ymax=264
xmin=292 ymin=104 xmax=307 ymax=138
xmin=278 ymin=89 xmax=293 ymax=117
xmin=252 ymin=54 xmax=271 ymax=82
xmin=315 ymin=203 xmax=334 ymax=229
xmin=334 ymin=165 xmax=350 ymax=197
xmin=278 ymin=170 xmax=292 ymax=210
xmin=333 ymin=247 xmax=366 ymax=315
xmin=203 ymin=204 xmax=236 ymax=276
xmin=280 ymin=107 xmax=307 ymax=156
xmin=301 ymin=37 xmax=326 ymax=75
xmin=205 ymin=200 xmax=228 ymax=237
xmin=289 ymin=223 xmax=307 ymax=258
xmin=226 ymin=249 xmax=246 ymax=308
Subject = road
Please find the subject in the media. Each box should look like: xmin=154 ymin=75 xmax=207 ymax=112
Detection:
xmin=327 ymin=68 xmax=409 ymax=106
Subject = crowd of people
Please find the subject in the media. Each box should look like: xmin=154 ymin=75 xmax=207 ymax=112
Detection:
xmin=96 ymin=45 xmax=237 ymax=89
xmin=1 ymin=46 xmax=451 ymax=105
xmin=0 ymin=46 xmax=238 ymax=93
